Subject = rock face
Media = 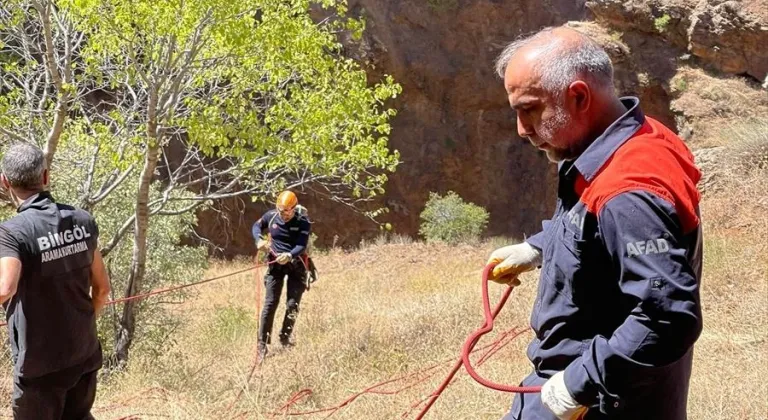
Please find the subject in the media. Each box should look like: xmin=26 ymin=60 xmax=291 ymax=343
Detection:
xmin=326 ymin=0 xmax=591 ymax=243
xmin=194 ymin=0 xmax=768 ymax=257
xmin=586 ymin=0 xmax=768 ymax=83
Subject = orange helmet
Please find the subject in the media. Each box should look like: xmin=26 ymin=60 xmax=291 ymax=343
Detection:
xmin=276 ymin=190 xmax=298 ymax=210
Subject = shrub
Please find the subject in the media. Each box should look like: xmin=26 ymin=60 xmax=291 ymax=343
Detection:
xmin=654 ymin=14 xmax=672 ymax=33
xmin=419 ymin=191 xmax=489 ymax=244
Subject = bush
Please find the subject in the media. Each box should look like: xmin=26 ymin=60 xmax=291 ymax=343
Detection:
xmin=654 ymin=14 xmax=672 ymax=33
xmin=419 ymin=191 xmax=489 ymax=244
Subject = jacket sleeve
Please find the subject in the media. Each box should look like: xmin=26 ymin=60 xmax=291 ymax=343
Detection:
xmin=289 ymin=217 xmax=311 ymax=258
xmin=0 ymin=225 xmax=20 ymax=259
xmin=251 ymin=211 xmax=271 ymax=241
xmin=563 ymin=191 xmax=702 ymax=412
xmin=525 ymin=220 xmax=552 ymax=252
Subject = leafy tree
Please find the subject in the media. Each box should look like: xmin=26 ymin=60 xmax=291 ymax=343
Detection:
xmin=0 ymin=0 xmax=401 ymax=364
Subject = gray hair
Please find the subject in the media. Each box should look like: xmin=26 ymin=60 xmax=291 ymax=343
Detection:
xmin=494 ymin=27 xmax=615 ymax=97
xmin=1 ymin=142 xmax=46 ymax=190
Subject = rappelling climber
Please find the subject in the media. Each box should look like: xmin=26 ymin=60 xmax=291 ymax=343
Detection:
xmin=252 ymin=190 xmax=312 ymax=361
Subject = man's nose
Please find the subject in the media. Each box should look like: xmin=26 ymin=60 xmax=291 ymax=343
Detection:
xmin=517 ymin=116 xmax=534 ymax=138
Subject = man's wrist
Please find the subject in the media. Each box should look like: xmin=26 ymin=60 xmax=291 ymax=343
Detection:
xmin=542 ymin=371 xmax=584 ymax=420
xmin=564 ymin=358 xmax=598 ymax=406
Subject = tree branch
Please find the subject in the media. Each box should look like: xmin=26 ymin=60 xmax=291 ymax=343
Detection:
xmin=32 ymin=0 xmax=72 ymax=168
xmin=32 ymin=1 xmax=61 ymax=90
xmin=157 ymin=10 xmax=212 ymax=121
xmin=91 ymin=164 xmax=136 ymax=206
xmin=0 ymin=127 xmax=28 ymax=143
xmin=80 ymin=142 xmax=100 ymax=209
xmin=153 ymin=200 xmax=204 ymax=216
xmin=100 ymin=214 xmax=135 ymax=258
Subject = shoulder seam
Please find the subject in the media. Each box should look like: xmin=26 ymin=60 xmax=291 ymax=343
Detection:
xmin=594 ymin=184 xmax=675 ymax=215
xmin=596 ymin=188 xmax=674 ymax=216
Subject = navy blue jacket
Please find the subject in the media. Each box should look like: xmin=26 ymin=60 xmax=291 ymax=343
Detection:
xmin=252 ymin=209 xmax=310 ymax=258
xmin=510 ymin=98 xmax=703 ymax=420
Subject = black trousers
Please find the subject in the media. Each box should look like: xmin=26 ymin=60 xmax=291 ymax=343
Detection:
xmin=12 ymin=366 xmax=98 ymax=420
xmin=258 ymin=259 xmax=307 ymax=344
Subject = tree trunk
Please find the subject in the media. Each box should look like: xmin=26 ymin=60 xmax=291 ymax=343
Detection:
xmin=35 ymin=0 xmax=69 ymax=170
xmin=114 ymin=88 xmax=160 ymax=365
xmin=44 ymin=94 xmax=70 ymax=169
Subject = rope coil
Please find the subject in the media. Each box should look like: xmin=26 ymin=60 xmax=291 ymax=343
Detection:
xmin=415 ymin=263 xmax=540 ymax=419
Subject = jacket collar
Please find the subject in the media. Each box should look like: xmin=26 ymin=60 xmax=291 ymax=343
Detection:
xmin=564 ymin=96 xmax=645 ymax=182
xmin=17 ymin=190 xmax=55 ymax=213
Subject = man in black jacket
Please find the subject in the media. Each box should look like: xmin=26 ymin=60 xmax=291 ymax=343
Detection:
xmin=0 ymin=143 xmax=111 ymax=419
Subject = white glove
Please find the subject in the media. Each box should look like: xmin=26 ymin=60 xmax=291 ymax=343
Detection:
xmin=256 ymin=239 xmax=270 ymax=251
xmin=486 ymin=242 xmax=542 ymax=285
xmin=276 ymin=252 xmax=292 ymax=265
xmin=541 ymin=371 xmax=588 ymax=420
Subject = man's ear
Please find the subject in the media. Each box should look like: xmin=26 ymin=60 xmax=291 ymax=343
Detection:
xmin=42 ymin=169 xmax=49 ymax=188
xmin=567 ymin=81 xmax=591 ymax=114
xmin=1 ymin=174 xmax=9 ymax=191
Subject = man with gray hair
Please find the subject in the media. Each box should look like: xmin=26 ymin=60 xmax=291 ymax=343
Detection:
xmin=0 ymin=142 xmax=111 ymax=419
xmin=487 ymin=27 xmax=703 ymax=419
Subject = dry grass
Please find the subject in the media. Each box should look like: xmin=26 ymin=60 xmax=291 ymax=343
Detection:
xmin=670 ymin=67 xmax=768 ymax=149
xmin=689 ymin=167 xmax=768 ymax=419
xmin=0 ymin=198 xmax=766 ymax=419
xmin=0 ymin=179 xmax=766 ymax=419
xmin=0 ymin=242 xmax=541 ymax=419
xmin=720 ymin=119 xmax=768 ymax=174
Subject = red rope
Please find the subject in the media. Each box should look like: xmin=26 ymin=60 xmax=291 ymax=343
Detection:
xmin=105 ymin=265 xmax=264 ymax=306
xmin=414 ymin=263 xmax=540 ymax=420
xmin=0 ymin=263 xmax=267 ymax=328
xmin=97 ymin=255 xmax=270 ymax=419
xmin=266 ymin=263 xmax=537 ymax=419
xmin=460 ymin=264 xmax=542 ymax=393
xmin=224 ymin=250 xmax=267 ymax=414
xmin=400 ymin=328 xmax=527 ymax=419
xmin=273 ymin=389 xmax=313 ymax=414
xmin=269 ymin=326 xmax=525 ymax=418
xmin=5 ymin=255 xmax=538 ymax=419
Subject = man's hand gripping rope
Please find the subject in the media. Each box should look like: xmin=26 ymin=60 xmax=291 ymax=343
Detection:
xmin=415 ymin=261 xmax=540 ymax=419
xmin=417 ymin=249 xmax=587 ymax=420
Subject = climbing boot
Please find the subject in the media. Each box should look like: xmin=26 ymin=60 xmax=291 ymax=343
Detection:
xmin=279 ymin=334 xmax=295 ymax=349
